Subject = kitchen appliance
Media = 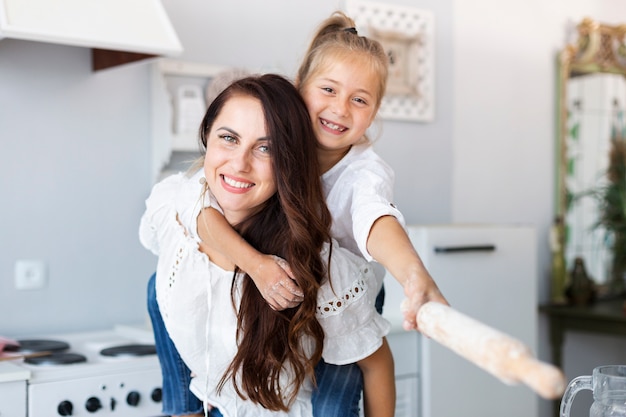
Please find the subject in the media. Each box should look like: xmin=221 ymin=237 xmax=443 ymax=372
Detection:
xmin=560 ymin=365 xmax=626 ymax=417
xmin=382 ymin=224 xmax=538 ymax=417
xmin=2 ymin=325 xmax=164 ymax=417
xmin=0 ymin=0 xmax=182 ymax=56
xmin=174 ymin=84 xmax=206 ymax=135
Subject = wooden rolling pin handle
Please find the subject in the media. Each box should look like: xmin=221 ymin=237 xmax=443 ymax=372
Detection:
xmin=513 ymin=355 xmax=568 ymax=400
xmin=416 ymin=301 xmax=566 ymax=400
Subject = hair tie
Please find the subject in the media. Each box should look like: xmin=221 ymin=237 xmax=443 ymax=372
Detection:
xmin=344 ymin=27 xmax=358 ymax=35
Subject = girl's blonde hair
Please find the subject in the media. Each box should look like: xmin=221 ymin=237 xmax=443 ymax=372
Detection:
xmin=296 ymin=11 xmax=388 ymax=111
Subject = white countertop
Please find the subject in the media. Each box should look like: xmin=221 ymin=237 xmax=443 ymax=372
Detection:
xmin=0 ymin=361 xmax=30 ymax=383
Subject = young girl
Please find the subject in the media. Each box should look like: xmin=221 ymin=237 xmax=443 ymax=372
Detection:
xmin=140 ymin=74 xmax=393 ymax=417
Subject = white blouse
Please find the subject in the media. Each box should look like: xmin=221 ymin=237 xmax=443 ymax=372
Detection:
xmin=139 ymin=170 xmax=390 ymax=417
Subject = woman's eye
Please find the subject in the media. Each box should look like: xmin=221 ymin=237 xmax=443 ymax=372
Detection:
xmin=258 ymin=144 xmax=270 ymax=154
xmin=220 ymin=134 xmax=237 ymax=143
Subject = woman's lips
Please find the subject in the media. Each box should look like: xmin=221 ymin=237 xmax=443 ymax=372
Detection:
xmin=221 ymin=174 xmax=254 ymax=192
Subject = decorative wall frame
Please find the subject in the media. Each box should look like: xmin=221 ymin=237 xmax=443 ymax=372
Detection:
xmin=346 ymin=0 xmax=435 ymax=122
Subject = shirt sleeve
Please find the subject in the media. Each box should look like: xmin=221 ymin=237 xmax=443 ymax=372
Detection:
xmin=138 ymin=173 xmax=186 ymax=256
xmin=348 ymin=159 xmax=406 ymax=261
xmin=139 ymin=169 xmax=222 ymax=256
xmin=316 ymin=243 xmax=391 ymax=365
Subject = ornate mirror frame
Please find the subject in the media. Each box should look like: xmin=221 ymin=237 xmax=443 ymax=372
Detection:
xmin=556 ymin=18 xmax=626 ymax=298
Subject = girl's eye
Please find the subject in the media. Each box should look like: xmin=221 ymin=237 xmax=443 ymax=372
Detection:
xmin=322 ymin=86 xmax=335 ymax=94
xmin=353 ymin=97 xmax=368 ymax=105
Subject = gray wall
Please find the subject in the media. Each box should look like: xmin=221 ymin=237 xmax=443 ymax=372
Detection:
xmin=0 ymin=41 xmax=156 ymax=334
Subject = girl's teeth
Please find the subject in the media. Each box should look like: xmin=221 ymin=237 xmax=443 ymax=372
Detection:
xmin=321 ymin=119 xmax=346 ymax=132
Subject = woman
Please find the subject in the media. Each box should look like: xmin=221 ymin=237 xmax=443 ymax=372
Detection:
xmin=139 ymin=74 xmax=392 ymax=417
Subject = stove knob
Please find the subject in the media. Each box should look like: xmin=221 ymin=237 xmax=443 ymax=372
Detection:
xmin=57 ymin=400 xmax=73 ymax=416
xmin=85 ymin=397 xmax=102 ymax=413
xmin=127 ymin=391 xmax=141 ymax=406
xmin=151 ymin=388 xmax=162 ymax=402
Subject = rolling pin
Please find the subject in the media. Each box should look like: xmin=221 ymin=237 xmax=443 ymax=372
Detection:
xmin=416 ymin=301 xmax=566 ymax=399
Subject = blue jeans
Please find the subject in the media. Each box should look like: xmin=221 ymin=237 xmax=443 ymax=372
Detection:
xmin=147 ymin=273 xmax=204 ymax=416
xmin=147 ymin=273 xmax=384 ymax=417
xmin=208 ymin=408 xmax=223 ymax=417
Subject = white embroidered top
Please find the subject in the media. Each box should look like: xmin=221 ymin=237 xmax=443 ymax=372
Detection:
xmin=139 ymin=170 xmax=390 ymax=417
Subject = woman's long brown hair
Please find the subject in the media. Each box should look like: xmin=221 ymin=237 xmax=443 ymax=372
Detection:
xmin=199 ymin=74 xmax=332 ymax=410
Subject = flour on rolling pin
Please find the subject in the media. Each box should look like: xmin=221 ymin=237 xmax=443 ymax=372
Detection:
xmin=416 ymin=302 xmax=566 ymax=399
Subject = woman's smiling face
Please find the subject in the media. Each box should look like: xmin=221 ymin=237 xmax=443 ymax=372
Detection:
xmin=203 ymin=94 xmax=276 ymax=225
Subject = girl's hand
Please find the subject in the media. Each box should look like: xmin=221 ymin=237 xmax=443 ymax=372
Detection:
xmin=401 ymin=274 xmax=448 ymax=331
xmin=251 ymin=255 xmax=303 ymax=310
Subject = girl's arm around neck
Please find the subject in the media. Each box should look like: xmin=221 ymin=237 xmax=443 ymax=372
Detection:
xmin=198 ymin=207 xmax=303 ymax=310
xmin=358 ymin=338 xmax=395 ymax=417
xmin=366 ymin=216 xmax=449 ymax=331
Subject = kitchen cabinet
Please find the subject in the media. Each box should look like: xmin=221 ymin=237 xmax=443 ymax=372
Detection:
xmin=356 ymin=328 xmax=419 ymax=417
xmin=0 ymin=362 xmax=29 ymax=416
xmin=382 ymin=224 xmax=538 ymax=417
xmin=386 ymin=331 xmax=420 ymax=417
xmin=151 ymin=59 xmax=230 ymax=181
xmin=540 ymin=299 xmax=626 ymax=417
xmin=0 ymin=380 xmax=26 ymax=416
xmin=0 ymin=0 xmax=183 ymax=71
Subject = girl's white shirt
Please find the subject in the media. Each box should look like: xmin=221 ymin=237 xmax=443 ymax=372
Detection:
xmin=139 ymin=169 xmax=390 ymax=417
xmin=322 ymin=142 xmax=405 ymax=262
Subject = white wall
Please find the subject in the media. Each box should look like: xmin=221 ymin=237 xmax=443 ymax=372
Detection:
xmin=452 ymin=2 xmax=626 ymax=416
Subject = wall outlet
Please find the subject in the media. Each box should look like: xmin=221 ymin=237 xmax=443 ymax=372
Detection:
xmin=15 ymin=260 xmax=47 ymax=290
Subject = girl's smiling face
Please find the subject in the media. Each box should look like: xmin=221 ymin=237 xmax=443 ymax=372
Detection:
xmin=203 ymin=94 xmax=276 ymax=225
xmin=300 ymin=54 xmax=380 ymax=168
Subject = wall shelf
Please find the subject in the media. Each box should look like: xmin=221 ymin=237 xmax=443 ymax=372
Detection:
xmin=150 ymin=58 xmax=229 ymax=182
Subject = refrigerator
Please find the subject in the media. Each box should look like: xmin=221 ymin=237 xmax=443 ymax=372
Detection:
xmin=382 ymin=224 xmax=538 ymax=417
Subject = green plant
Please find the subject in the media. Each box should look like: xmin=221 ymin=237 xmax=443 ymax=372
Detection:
xmin=594 ymin=135 xmax=626 ymax=295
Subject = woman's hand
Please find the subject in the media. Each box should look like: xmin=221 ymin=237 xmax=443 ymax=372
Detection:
xmin=250 ymin=255 xmax=303 ymax=310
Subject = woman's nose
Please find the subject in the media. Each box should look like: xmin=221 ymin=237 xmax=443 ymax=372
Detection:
xmin=231 ymin=149 xmax=251 ymax=171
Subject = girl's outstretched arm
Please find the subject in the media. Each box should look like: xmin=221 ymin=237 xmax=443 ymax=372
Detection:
xmin=358 ymin=338 xmax=395 ymax=417
xmin=366 ymin=216 xmax=449 ymax=330
xmin=198 ymin=207 xmax=303 ymax=310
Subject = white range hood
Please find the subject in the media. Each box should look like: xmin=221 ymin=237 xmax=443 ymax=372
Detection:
xmin=0 ymin=0 xmax=182 ymax=61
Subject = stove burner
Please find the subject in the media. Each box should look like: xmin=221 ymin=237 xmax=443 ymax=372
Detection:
xmin=24 ymin=352 xmax=87 ymax=366
xmin=4 ymin=339 xmax=70 ymax=354
xmin=100 ymin=344 xmax=157 ymax=357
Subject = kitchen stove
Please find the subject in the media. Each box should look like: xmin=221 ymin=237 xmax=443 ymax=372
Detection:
xmin=5 ymin=325 xmax=164 ymax=417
